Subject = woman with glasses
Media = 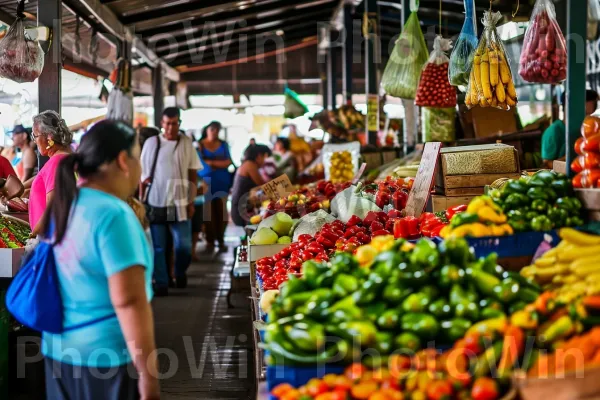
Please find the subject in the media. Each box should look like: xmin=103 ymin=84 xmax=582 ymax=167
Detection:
xmin=29 ymin=110 xmax=72 ymax=236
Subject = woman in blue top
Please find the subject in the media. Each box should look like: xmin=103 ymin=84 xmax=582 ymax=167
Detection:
xmin=198 ymin=121 xmax=232 ymax=253
xmin=39 ymin=120 xmax=159 ymax=399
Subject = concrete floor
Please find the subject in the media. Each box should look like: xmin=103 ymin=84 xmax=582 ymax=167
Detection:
xmin=153 ymin=231 xmax=256 ymax=400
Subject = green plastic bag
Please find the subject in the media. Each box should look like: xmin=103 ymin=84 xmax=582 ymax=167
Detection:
xmin=381 ymin=1 xmax=428 ymax=99
xmin=448 ymin=0 xmax=478 ymax=89
xmin=422 ymin=107 xmax=456 ymax=142
xmin=283 ymin=87 xmax=309 ymax=118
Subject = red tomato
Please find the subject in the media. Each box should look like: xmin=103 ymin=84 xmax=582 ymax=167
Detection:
xmin=582 ymin=115 xmax=600 ymax=139
xmin=271 ymin=383 xmax=294 ymax=398
xmin=306 ymin=378 xmax=329 ymax=397
xmin=426 ymin=380 xmax=453 ymax=400
xmin=471 ymin=377 xmax=499 ymax=400
xmin=345 ymin=363 xmax=367 ymax=380
xmin=300 ymin=250 xmax=314 ymax=261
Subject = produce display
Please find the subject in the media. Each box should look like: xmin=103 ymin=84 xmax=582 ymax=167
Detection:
xmin=449 ymin=0 xmax=478 ymax=88
xmin=337 ymin=105 xmax=365 ymax=131
xmin=572 ymin=116 xmax=600 ymax=188
xmin=422 ymin=107 xmax=456 ymax=143
xmin=263 ymin=181 xmax=350 ymax=219
xmin=0 ymin=16 xmax=44 ymax=83
xmin=415 ymin=36 xmax=457 ymax=108
xmin=491 ymin=170 xmax=583 ymax=232
xmin=521 ymin=228 xmax=600 ymax=303
xmin=381 ymin=6 xmax=428 ymax=99
xmin=261 ymin=236 xmax=541 ymax=365
xmin=251 ymin=212 xmax=297 ymax=245
xmin=519 ymin=0 xmax=567 ymax=84
xmin=465 ymin=11 xmax=518 ymax=110
xmin=440 ymin=196 xmax=513 ymax=238
xmin=0 ymin=215 xmax=29 ymax=248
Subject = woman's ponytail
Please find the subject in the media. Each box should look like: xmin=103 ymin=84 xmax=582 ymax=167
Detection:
xmin=39 ymin=154 xmax=79 ymax=244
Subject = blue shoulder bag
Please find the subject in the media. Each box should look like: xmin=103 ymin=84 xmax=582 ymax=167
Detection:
xmin=6 ymin=230 xmax=116 ymax=333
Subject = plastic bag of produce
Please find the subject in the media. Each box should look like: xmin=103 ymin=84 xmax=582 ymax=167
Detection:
xmin=590 ymin=0 xmax=600 ymax=22
xmin=449 ymin=0 xmax=478 ymax=88
xmin=330 ymin=186 xmax=381 ymax=224
xmin=422 ymin=107 xmax=456 ymax=142
xmin=519 ymin=0 xmax=567 ymax=84
xmin=380 ymin=0 xmax=428 ymax=99
xmin=465 ymin=11 xmax=518 ymax=110
xmin=291 ymin=210 xmax=336 ymax=242
xmin=283 ymin=87 xmax=309 ymax=119
xmin=0 ymin=13 xmax=44 ymax=83
xmin=415 ymin=35 xmax=457 ymax=108
xmin=322 ymin=142 xmax=361 ymax=183
xmin=573 ymin=169 xmax=600 ymax=188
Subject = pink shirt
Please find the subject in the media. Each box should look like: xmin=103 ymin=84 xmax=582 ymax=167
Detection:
xmin=29 ymin=154 xmax=68 ymax=229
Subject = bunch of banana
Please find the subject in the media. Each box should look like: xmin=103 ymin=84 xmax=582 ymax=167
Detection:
xmin=465 ymin=12 xmax=518 ymax=110
xmin=521 ymin=228 xmax=600 ymax=303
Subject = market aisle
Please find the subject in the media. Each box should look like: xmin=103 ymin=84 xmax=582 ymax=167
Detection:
xmin=152 ymin=228 xmax=256 ymax=400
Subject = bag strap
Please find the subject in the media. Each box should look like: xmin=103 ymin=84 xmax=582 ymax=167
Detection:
xmin=63 ymin=312 xmax=117 ymax=332
xmin=144 ymin=135 xmax=161 ymax=204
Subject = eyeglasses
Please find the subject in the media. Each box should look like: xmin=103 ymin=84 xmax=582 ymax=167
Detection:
xmin=30 ymin=131 xmax=45 ymax=141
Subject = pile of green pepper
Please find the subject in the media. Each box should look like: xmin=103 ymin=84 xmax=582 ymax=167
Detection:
xmin=492 ymin=170 xmax=583 ymax=232
xmin=262 ymin=237 xmax=541 ymax=366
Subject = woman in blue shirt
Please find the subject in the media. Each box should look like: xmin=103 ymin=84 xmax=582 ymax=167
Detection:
xmin=39 ymin=120 xmax=158 ymax=399
xmin=198 ymin=121 xmax=232 ymax=253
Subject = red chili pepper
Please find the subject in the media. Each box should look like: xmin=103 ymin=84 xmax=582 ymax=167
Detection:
xmin=446 ymin=204 xmax=468 ymax=221
xmin=320 ymin=228 xmax=338 ymax=242
xmin=316 ymin=235 xmax=335 ymax=248
xmin=392 ymin=189 xmax=409 ymax=210
xmin=372 ymin=229 xmax=391 ymax=237
xmin=297 ymin=234 xmax=313 ymax=243
xmin=346 ymin=215 xmax=362 ymax=227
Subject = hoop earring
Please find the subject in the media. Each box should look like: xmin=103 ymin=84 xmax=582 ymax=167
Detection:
xmin=46 ymin=139 xmax=54 ymax=150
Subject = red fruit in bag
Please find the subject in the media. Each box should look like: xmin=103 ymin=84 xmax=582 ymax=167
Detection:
xmin=581 ymin=116 xmax=600 ymax=139
xmin=581 ymin=169 xmax=600 ymax=188
xmin=572 ymin=172 xmax=583 ymax=189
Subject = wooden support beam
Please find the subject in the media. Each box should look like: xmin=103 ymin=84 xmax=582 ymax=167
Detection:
xmin=38 ymin=0 xmax=62 ymax=113
xmin=68 ymin=0 xmax=180 ymax=82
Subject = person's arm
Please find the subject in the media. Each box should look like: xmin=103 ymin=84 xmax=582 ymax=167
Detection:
xmin=206 ymin=159 xmax=231 ymax=169
xmin=187 ymin=169 xmax=197 ymax=218
xmin=247 ymin=163 xmax=266 ymax=186
xmin=23 ymin=176 xmax=34 ymax=190
xmin=22 ymin=149 xmax=36 ymax=182
xmin=109 ymin=266 xmax=159 ymax=399
xmin=31 ymin=190 xmax=53 ymax=236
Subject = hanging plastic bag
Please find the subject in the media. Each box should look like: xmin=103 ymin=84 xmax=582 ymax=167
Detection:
xmin=106 ymin=58 xmax=134 ymax=124
xmin=590 ymin=0 xmax=600 ymax=22
xmin=322 ymin=142 xmax=360 ymax=183
xmin=415 ymin=36 xmax=457 ymax=108
xmin=381 ymin=0 xmax=428 ymax=99
xmin=519 ymin=0 xmax=567 ymax=84
xmin=0 ymin=6 xmax=44 ymax=84
xmin=283 ymin=87 xmax=309 ymax=119
xmin=422 ymin=107 xmax=456 ymax=142
xmin=449 ymin=0 xmax=478 ymax=88
xmin=465 ymin=11 xmax=518 ymax=110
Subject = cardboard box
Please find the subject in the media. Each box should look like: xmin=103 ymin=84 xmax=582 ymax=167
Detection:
xmin=249 ymin=244 xmax=291 ymax=262
xmin=431 ymin=195 xmax=477 ymax=212
xmin=0 ymin=248 xmax=25 ymax=278
xmin=470 ymin=106 xmax=518 ymax=138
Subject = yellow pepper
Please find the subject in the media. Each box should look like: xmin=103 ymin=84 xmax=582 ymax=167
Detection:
xmin=466 ymin=197 xmax=487 ymax=214
xmin=501 ymin=223 xmax=514 ymax=235
xmin=448 ymin=224 xmax=474 ymax=238
xmin=470 ymin=222 xmax=493 ymax=237
xmin=477 ymin=206 xmax=507 ymax=224
xmin=467 ymin=316 xmax=507 ymax=337
xmin=510 ymin=310 xmax=538 ymax=330
xmin=355 ymin=245 xmax=378 ymax=267
xmin=369 ymin=235 xmax=395 ymax=251
xmin=491 ymin=225 xmax=506 ymax=237
xmin=439 ymin=225 xmax=452 ymax=239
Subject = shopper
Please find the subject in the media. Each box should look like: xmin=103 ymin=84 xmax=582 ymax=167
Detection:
xmin=141 ymin=107 xmax=201 ymax=296
xmin=11 ymin=124 xmax=36 ymax=182
xmin=29 ymin=110 xmax=72 ymax=236
xmin=198 ymin=121 xmax=233 ymax=253
xmin=0 ymin=154 xmax=16 ymax=180
xmin=39 ymin=120 xmax=159 ymax=400
xmin=231 ymin=144 xmax=271 ymax=226
xmin=542 ymin=90 xmax=599 ymax=168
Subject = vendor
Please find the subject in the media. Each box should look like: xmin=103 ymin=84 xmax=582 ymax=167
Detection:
xmin=231 ymin=144 xmax=271 ymax=226
xmin=542 ymin=90 xmax=599 ymax=168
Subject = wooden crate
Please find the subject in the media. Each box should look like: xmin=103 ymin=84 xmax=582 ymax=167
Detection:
xmin=361 ymin=152 xmax=382 ymax=170
xmin=435 ymin=172 xmax=521 ymax=196
xmin=431 ymin=194 xmax=477 ymax=212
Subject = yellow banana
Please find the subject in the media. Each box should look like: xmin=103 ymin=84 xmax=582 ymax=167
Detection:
xmin=480 ymin=53 xmax=492 ymax=101
xmin=559 ymin=244 xmax=600 ymax=263
xmin=560 ymin=228 xmax=600 ymax=246
xmin=570 ymin=259 xmax=600 ymax=277
xmin=489 ymin=50 xmax=499 ymax=87
xmin=586 ymin=273 xmax=600 ymax=283
xmin=506 ymin=80 xmax=517 ymax=100
xmin=499 ymin=56 xmax=511 ymax=85
xmin=535 ymin=256 xmax=556 ymax=268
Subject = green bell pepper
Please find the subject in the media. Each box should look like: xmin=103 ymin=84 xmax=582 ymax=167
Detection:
xmin=509 ymin=219 xmax=530 ymax=232
xmin=394 ymin=332 xmax=421 ymax=351
xmin=480 ymin=253 xmax=504 ymax=277
xmin=533 ymin=170 xmax=557 ymax=184
xmin=353 ymin=273 xmax=385 ymax=305
xmin=420 ymin=285 xmax=440 ymax=302
xmin=330 ymin=252 xmax=358 ymax=273
xmin=305 ymin=289 xmax=336 ymax=320
xmin=377 ymin=309 xmax=401 ymax=330
xmin=454 ymin=301 xmax=480 ymax=322
xmin=468 ymin=268 xmax=501 ymax=297
xmin=374 ymin=331 xmax=394 ymax=354
xmin=332 ymin=274 xmax=360 ymax=298
xmin=439 ymin=265 xmax=465 ymax=288
xmin=440 ymin=318 xmax=472 ymax=343
xmin=372 ymin=250 xmax=402 ymax=277
xmin=527 ymin=187 xmax=549 ymax=201
xmin=264 ymin=337 xmax=345 ymax=366
xmin=507 ymin=209 xmax=524 ymax=221
xmin=509 ymin=301 xmax=528 ymax=315
xmin=364 ymin=302 xmax=387 ymax=323
xmin=450 ymin=212 xmax=479 ymax=228
xmin=327 ymin=320 xmax=378 ymax=346
xmin=473 ymin=341 xmax=503 ymax=377
xmin=547 ymin=207 xmax=568 ymax=228
xmin=302 ymin=261 xmax=329 ymax=289
xmin=428 ymin=298 xmax=453 ymax=319
xmin=504 ymin=180 xmax=528 ymax=195
xmin=524 ymin=210 xmax=539 ymax=221
xmin=504 ymin=193 xmax=529 ymax=209
xmin=409 ymin=238 xmax=440 ymax=268
xmin=481 ymin=307 xmax=506 ymax=319
xmin=550 ymin=179 xmax=571 ymax=197
xmin=396 ymin=270 xmax=430 ymax=287
xmin=282 ymin=292 xmax=313 ymax=314
xmin=531 ymin=215 xmax=552 ymax=232
xmin=556 ymin=197 xmax=582 ymax=215
xmin=493 ymin=279 xmax=520 ymax=304
xmin=402 ymin=293 xmax=430 ymax=313
xmin=531 ymin=199 xmax=549 ymax=213
xmin=383 ymin=284 xmax=413 ymax=305
xmin=479 ymin=298 xmax=504 ymax=311
xmin=283 ymin=319 xmax=326 ymax=351
xmin=566 ymin=216 xmax=585 ymax=227
xmin=450 ymin=284 xmax=472 ymax=307
xmin=328 ymin=305 xmax=363 ymax=325
xmin=519 ymin=287 xmax=540 ymax=304
xmin=401 ymin=313 xmax=440 ymax=340
xmin=279 ymin=274 xmax=307 ymax=298
xmin=439 ymin=237 xmax=474 ymax=266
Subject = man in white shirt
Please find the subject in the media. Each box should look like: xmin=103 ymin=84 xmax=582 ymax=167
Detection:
xmin=141 ymin=107 xmax=201 ymax=296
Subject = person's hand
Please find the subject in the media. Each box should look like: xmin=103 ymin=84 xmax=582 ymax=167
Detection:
xmin=138 ymin=373 xmax=160 ymax=400
xmin=187 ymin=203 xmax=195 ymax=219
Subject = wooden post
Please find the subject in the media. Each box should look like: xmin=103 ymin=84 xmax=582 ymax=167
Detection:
xmin=319 ymin=25 xmax=329 ymax=110
xmin=342 ymin=3 xmax=353 ymax=105
xmin=153 ymin=65 xmax=164 ymax=127
xmin=364 ymin=0 xmax=380 ymax=145
xmin=38 ymin=0 xmax=62 ymax=113
xmin=327 ymin=32 xmax=337 ymax=110
xmin=565 ymin=0 xmax=588 ymax=177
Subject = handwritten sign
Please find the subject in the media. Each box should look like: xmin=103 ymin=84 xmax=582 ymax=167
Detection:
xmin=352 ymin=163 xmax=368 ymax=184
xmin=367 ymin=94 xmax=379 ymax=132
xmin=405 ymin=142 xmax=442 ymax=218
xmin=259 ymin=174 xmax=293 ymax=201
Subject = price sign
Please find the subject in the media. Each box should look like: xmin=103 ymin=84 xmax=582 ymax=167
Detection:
xmin=367 ymin=94 xmax=379 ymax=132
xmin=404 ymin=142 xmax=442 ymax=217
xmin=259 ymin=174 xmax=293 ymax=201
